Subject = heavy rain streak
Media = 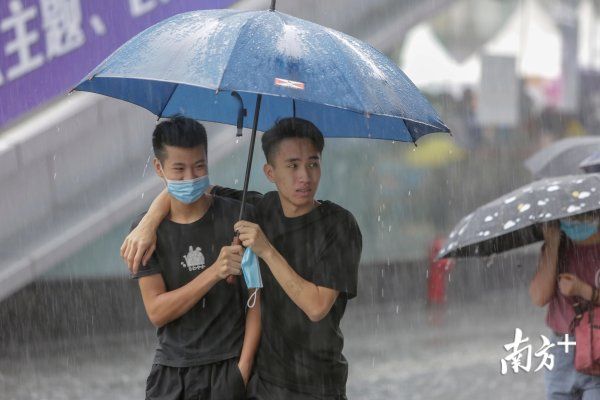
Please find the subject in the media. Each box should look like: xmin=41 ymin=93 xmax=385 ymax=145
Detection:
xmin=1 ymin=0 xmax=599 ymax=399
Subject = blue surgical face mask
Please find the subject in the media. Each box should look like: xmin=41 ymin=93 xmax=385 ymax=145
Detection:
xmin=560 ymin=219 xmax=599 ymax=242
xmin=241 ymin=247 xmax=263 ymax=308
xmin=163 ymin=173 xmax=210 ymax=204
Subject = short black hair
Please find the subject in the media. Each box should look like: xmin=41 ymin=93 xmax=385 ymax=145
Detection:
xmin=152 ymin=116 xmax=208 ymax=161
xmin=261 ymin=118 xmax=324 ymax=164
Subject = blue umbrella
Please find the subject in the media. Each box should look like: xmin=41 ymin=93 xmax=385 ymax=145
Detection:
xmin=74 ymin=1 xmax=449 ymax=216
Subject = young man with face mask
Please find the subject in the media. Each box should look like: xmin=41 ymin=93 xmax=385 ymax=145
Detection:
xmin=129 ymin=117 xmax=260 ymax=400
xmin=529 ymin=213 xmax=600 ymax=399
xmin=123 ymin=118 xmax=362 ymax=400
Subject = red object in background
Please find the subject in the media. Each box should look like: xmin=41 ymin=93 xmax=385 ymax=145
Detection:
xmin=427 ymin=237 xmax=455 ymax=305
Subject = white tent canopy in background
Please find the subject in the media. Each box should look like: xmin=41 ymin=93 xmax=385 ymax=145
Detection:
xmin=400 ymin=0 xmax=600 ymax=92
xmin=484 ymin=0 xmax=561 ymax=79
xmin=400 ymin=24 xmax=480 ymax=93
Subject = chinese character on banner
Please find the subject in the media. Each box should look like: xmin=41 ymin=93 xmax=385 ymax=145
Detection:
xmin=534 ymin=335 xmax=555 ymax=372
xmin=501 ymin=328 xmax=532 ymax=374
xmin=0 ymin=0 xmax=45 ymax=82
xmin=40 ymin=0 xmax=85 ymax=59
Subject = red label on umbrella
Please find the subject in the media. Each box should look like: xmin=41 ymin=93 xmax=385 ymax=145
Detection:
xmin=274 ymin=78 xmax=305 ymax=90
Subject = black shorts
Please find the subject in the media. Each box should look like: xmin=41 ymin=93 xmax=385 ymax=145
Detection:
xmin=145 ymin=358 xmax=246 ymax=400
xmin=246 ymin=375 xmax=347 ymax=400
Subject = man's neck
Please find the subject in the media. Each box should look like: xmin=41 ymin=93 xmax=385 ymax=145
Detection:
xmin=279 ymin=195 xmax=319 ymax=218
xmin=169 ymin=194 xmax=213 ymax=224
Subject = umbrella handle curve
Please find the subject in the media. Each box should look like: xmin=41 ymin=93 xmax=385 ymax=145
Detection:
xmin=231 ymin=91 xmax=247 ymax=138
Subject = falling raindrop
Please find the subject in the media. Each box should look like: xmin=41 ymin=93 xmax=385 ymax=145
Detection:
xmin=142 ymin=152 xmax=153 ymax=178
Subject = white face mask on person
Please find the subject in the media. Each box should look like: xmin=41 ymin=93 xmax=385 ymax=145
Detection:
xmin=161 ymin=166 xmax=210 ymax=204
xmin=166 ymin=175 xmax=210 ymax=204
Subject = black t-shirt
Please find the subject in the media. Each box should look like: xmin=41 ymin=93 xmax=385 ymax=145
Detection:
xmin=213 ymin=187 xmax=362 ymax=396
xmin=131 ymin=196 xmax=248 ymax=368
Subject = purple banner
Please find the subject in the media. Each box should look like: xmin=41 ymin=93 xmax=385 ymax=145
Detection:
xmin=0 ymin=0 xmax=237 ymax=128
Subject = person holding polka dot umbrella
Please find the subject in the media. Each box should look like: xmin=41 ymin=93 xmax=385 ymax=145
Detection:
xmin=439 ymin=173 xmax=600 ymax=398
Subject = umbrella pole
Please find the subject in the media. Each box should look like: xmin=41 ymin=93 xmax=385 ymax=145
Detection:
xmin=238 ymin=94 xmax=263 ymax=221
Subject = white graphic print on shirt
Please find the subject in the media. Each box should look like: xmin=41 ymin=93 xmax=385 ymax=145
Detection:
xmin=181 ymin=246 xmax=206 ymax=271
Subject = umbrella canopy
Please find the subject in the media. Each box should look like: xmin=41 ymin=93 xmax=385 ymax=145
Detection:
xmin=75 ymin=8 xmax=448 ymax=142
xmin=439 ymin=173 xmax=600 ymax=258
xmin=74 ymin=3 xmax=449 ymax=218
xmin=580 ymin=152 xmax=600 ymax=173
xmin=524 ymin=137 xmax=600 ymax=178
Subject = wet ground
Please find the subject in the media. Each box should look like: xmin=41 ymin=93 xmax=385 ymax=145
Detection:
xmin=0 ymin=288 xmax=547 ymax=400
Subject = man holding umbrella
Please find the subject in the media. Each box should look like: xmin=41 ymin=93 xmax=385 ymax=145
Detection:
xmin=123 ymin=117 xmax=362 ymax=399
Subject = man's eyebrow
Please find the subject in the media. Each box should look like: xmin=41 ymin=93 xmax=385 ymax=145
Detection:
xmin=284 ymin=156 xmax=320 ymax=162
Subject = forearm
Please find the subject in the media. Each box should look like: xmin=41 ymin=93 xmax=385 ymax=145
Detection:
xmin=238 ymin=292 xmax=261 ymax=370
xmin=262 ymin=249 xmax=331 ymax=321
xmin=142 ymin=189 xmax=171 ymax=229
xmin=145 ymin=269 xmax=220 ymax=327
xmin=529 ymin=243 xmax=559 ymax=307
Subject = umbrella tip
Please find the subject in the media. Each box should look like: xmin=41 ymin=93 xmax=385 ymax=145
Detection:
xmin=270 ymin=0 xmax=276 ymax=11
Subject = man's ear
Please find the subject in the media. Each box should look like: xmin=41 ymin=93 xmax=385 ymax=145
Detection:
xmin=263 ymin=163 xmax=275 ymax=183
xmin=153 ymin=158 xmax=164 ymax=178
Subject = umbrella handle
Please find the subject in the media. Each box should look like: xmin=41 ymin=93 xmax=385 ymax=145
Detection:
xmin=231 ymin=91 xmax=246 ymax=137
xmin=226 ymin=234 xmax=242 ymax=285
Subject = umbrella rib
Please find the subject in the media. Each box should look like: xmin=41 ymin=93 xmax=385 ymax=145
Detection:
xmin=214 ymin=15 xmax=258 ymax=92
xmin=275 ymin=12 xmax=371 ymax=119
xmin=320 ymin=26 xmax=424 ymax=140
xmin=158 ymin=83 xmax=180 ymax=118
xmin=320 ymin=29 xmax=370 ymax=117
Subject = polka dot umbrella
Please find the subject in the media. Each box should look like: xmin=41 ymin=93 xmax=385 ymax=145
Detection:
xmin=439 ymin=173 xmax=600 ymax=258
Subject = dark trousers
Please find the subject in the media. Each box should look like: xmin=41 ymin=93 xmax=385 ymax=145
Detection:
xmin=145 ymin=358 xmax=246 ymax=400
xmin=247 ymin=375 xmax=347 ymax=400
